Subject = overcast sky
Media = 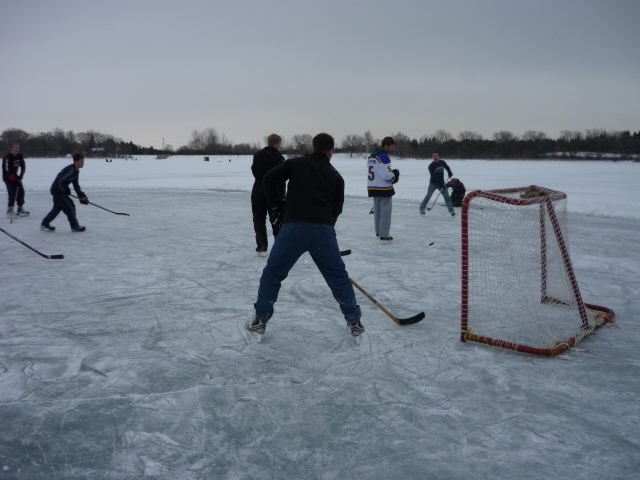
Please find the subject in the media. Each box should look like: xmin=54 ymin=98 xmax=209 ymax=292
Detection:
xmin=1 ymin=0 xmax=639 ymax=148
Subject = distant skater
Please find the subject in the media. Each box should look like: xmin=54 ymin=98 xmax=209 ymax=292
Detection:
xmin=247 ymin=133 xmax=363 ymax=339
xmin=41 ymin=153 xmax=89 ymax=232
xmin=419 ymin=153 xmax=455 ymax=216
xmin=251 ymin=134 xmax=285 ymax=255
xmin=2 ymin=143 xmax=29 ymax=218
xmin=367 ymin=137 xmax=399 ymax=241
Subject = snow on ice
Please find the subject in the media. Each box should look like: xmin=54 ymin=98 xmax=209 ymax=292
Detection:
xmin=0 ymin=155 xmax=639 ymax=479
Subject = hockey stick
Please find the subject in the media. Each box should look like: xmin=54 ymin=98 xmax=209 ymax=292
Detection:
xmin=369 ymin=207 xmax=374 ymax=214
xmin=70 ymin=195 xmax=130 ymax=216
xmin=0 ymin=227 xmax=64 ymax=259
xmin=349 ymin=277 xmax=425 ymax=325
xmin=340 ymin=249 xmax=351 ymax=256
xmin=427 ymin=189 xmax=442 ymax=211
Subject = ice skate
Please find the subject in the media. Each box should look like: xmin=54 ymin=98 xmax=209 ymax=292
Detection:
xmin=246 ymin=317 xmax=266 ymax=342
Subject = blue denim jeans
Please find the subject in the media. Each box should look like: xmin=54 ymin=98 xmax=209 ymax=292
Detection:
xmin=419 ymin=182 xmax=454 ymax=213
xmin=255 ymin=222 xmax=361 ymax=326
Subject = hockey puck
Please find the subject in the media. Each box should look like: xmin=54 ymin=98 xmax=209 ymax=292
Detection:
xmin=428 ymin=242 xmax=434 ymax=246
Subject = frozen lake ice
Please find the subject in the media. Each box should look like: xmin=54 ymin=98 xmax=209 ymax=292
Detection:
xmin=0 ymin=155 xmax=639 ymax=479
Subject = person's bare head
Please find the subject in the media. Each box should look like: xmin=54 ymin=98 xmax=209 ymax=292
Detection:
xmin=72 ymin=153 xmax=85 ymax=169
xmin=432 ymin=152 xmax=440 ymax=161
xmin=10 ymin=143 xmax=19 ymax=155
xmin=267 ymin=134 xmax=282 ymax=150
xmin=381 ymin=137 xmax=396 ymax=154
xmin=312 ymin=133 xmax=335 ymax=160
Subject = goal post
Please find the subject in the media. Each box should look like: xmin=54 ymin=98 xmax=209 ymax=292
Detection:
xmin=460 ymin=186 xmax=614 ymax=356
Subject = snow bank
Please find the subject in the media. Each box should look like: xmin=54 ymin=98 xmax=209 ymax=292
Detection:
xmin=21 ymin=154 xmax=640 ymax=219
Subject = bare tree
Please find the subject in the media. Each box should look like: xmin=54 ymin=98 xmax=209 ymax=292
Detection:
xmin=585 ymin=128 xmax=606 ymax=139
xmin=493 ymin=130 xmax=518 ymax=143
xmin=290 ymin=134 xmax=313 ymax=154
xmin=458 ymin=130 xmax=483 ymax=142
xmin=363 ymin=131 xmax=376 ymax=152
xmin=342 ymin=134 xmax=365 ymax=157
xmin=522 ymin=130 xmax=548 ymax=142
xmin=392 ymin=132 xmax=413 ymax=158
xmin=189 ymin=128 xmax=219 ymax=152
xmin=559 ymin=130 xmax=583 ymax=143
xmin=433 ymin=129 xmax=454 ymax=143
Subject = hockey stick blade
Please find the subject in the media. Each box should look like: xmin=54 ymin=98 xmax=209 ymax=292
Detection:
xmin=393 ymin=311 xmax=425 ymax=325
xmin=349 ymin=277 xmax=425 ymax=326
xmin=0 ymin=227 xmax=64 ymax=260
xmin=71 ymin=195 xmax=130 ymax=216
xmin=340 ymin=249 xmax=352 ymax=256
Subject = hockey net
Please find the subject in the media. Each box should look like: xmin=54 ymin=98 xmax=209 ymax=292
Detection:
xmin=460 ymin=186 xmax=614 ymax=356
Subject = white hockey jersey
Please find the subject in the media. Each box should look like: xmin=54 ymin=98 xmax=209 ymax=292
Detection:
xmin=367 ymin=150 xmax=395 ymax=197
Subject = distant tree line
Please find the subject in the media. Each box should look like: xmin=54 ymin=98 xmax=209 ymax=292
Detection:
xmin=340 ymin=129 xmax=640 ymax=159
xmin=0 ymin=128 xmax=157 ymax=157
xmin=2 ymin=126 xmax=639 ymax=159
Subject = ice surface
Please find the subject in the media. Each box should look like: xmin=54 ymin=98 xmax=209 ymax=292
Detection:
xmin=0 ymin=156 xmax=639 ymax=479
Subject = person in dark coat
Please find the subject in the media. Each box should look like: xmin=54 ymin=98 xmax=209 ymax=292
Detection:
xmin=247 ymin=133 xmax=363 ymax=339
xmin=2 ymin=143 xmax=29 ymax=218
xmin=419 ymin=153 xmax=455 ymax=216
xmin=446 ymin=177 xmax=466 ymax=207
xmin=251 ymin=134 xmax=285 ymax=254
xmin=41 ymin=153 xmax=89 ymax=232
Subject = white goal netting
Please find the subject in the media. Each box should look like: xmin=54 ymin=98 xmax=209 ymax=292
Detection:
xmin=461 ymin=187 xmax=612 ymax=355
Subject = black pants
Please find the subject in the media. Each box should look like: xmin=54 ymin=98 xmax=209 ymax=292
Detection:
xmin=4 ymin=180 xmax=25 ymax=208
xmin=42 ymin=193 xmax=80 ymax=228
xmin=251 ymin=190 xmax=279 ymax=250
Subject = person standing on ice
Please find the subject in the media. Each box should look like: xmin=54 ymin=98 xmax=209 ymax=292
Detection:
xmin=419 ymin=152 xmax=455 ymax=216
xmin=247 ymin=133 xmax=364 ymax=339
xmin=2 ymin=143 xmax=29 ymax=218
xmin=367 ymin=137 xmax=399 ymax=241
xmin=251 ymin=134 xmax=285 ymax=255
xmin=41 ymin=153 xmax=89 ymax=232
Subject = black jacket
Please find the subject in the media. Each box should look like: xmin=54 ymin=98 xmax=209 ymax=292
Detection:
xmin=50 ymin=164 xmax=85 ymax=197
xmin=263 ymin=153 xmax=344 ymax=226
xmin=2 ymin=153 xmax=25 ymax=182
xmin=428 ymin=159 xmax=453 ymax=188
xmin=251 ymin=147 xmax=284 ymax=196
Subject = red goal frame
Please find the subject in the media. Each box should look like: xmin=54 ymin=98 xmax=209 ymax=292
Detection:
xmin=460 ymin=186 xmax=615 ymax=356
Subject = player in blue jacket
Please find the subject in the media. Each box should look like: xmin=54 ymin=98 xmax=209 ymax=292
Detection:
xmin=41 ymin=153 xmax=89 ymax=232
xmin=419 ymin=153 xmax=455 ymax=216
xmin=367 ymin=137 xmax=399 ymax=241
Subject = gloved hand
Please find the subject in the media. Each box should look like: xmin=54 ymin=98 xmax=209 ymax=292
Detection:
xmin=7 ymin=174 xmax=17 ymax=182
xmin=268 ymin=204 xmax=283 ymax=235
xmin=79 ymin=195 xmax=89 ymax=205
xmin=392 ymin=169 xmax=400 ymax=184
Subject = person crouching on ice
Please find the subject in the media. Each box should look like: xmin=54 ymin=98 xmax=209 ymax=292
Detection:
xmin=41 ymin=153 xmax=89 ymax=232
xmin=247 ymin=133 xmax=364 ymax=339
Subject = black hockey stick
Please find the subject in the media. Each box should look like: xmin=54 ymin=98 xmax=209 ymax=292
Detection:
xmin=0 ymin=227 xmax=64 ymax=259
xmin=340 ymin=249 xmax=351 ymax=256
xmin=70 ymin=195 xmax=130 ymax=216
xmin=369 ymin=207 xmax=375 ymax=214
xmin=426 ymin=189 xmax=442 ymax=211
xmin=349 ymin=277 xmax=425 ymax=325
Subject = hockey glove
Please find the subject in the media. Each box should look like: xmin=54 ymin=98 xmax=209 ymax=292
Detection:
xmin=79 ymin=195 xmax=89 ymax=205
xmin=392 ymin=169 xmax=400 ymax=184
xmin=7 ymin=174 xmax=17 ymax=182
xmin=268 ymin=205 xmax=283 ymax=236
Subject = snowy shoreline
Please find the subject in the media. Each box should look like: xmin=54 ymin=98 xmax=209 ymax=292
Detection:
xmin=19 ymin=154 xmax=640 ymax=220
